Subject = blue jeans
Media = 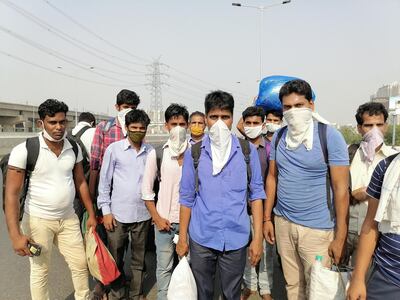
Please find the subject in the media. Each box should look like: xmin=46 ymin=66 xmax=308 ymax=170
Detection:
xmin=154 ymin=223 xmax=179 ymax=300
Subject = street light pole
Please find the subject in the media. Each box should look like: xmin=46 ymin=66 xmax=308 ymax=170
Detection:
xmin=232 ymin=1 xmax=292 ymax=80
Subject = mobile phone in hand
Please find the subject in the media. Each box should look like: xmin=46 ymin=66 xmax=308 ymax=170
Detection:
xmin=27 ymin=242 xmax=42 ymax=256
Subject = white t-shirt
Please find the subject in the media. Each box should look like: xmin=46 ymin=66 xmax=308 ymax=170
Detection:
xmin=72 ymin=121 xmax=95 ymax=160
xmin=8 ymin=134 xmax=83 ymax=220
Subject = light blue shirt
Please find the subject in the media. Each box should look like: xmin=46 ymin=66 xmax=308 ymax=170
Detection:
xmin=97 ymin=139 xmax=152 ymax=223
xmin=180 ymin=135 xmax=266 ymax=251
xmin=270 ymin=122 xmax=349 ymax=230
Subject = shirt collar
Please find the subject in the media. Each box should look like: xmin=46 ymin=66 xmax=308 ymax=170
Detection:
xmin=123 ymin=138 xmax=149 ymax=154
xmin=38 ymin=133 xmax=72 ymax=152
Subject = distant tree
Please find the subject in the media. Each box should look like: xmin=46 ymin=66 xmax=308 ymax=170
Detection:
xmin=339 ymin=126 xmax=361 ymax=145
xmin=385 ymin=125 xmax=400 ymax=146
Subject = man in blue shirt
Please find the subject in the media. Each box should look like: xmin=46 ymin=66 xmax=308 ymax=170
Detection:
xmin=263 ymin=80 xmax=349 ymax=300
xmin=97 ymin=109 xmax=152 ymax=300
xmin=177 ymin=91 xmax=266 ymax=300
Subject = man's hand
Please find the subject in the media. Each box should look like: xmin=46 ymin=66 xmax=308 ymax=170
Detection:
xmin=263 ymin=221 xmax=275 ymax=245
xmin=103 ymin=214 xmax=117 ymax=231
xmin=176 ymin=238 xmax=189 ymax=257
xmin=248 ymin=238 xmax=263 ymax=267
xmin=328 ymin=237 xmax=346 ymax=264
xmin=86 ymin=215 xmax=97 ymax=230
xmin=347 ymin=278 xmax=366 ymax=300
xmin=11 ymin=234 xmax=31 ymax=257
xmin=154 ymin=217 xmax=172 ymax=231
xmin=352 ymin=187 xmax=368 ymax=202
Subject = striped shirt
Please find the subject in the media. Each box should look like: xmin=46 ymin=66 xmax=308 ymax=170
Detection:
xmin=366 ymin=153 xmax=400 ymax=287
xmin=90 ymin=117 xmax=124 ymax=171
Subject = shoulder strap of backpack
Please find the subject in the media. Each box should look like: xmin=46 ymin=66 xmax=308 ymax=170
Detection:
xmin=275 ymin=126 xmax=288 ymax=152
xmin=155 ymin=144 xmax=164 ymax=181
xmin=73 ymin=126 xmax=91 ymax=162
xmin=317 ymin=122 xmax=335 ymax=221
xmin=66 ymin=137 xmax=79 ymax=162
xmin=348 ymin=143 xmax=360 ymax=165
xmin=238 ymin=138 xmax=252 ymax=191
xmin=191 ymin=141 xmax=202 ymax=192
xmin=74 ymin=125 xmax=91 ymax=140
xmin=26 ymin=137 xmax=40 ymax=173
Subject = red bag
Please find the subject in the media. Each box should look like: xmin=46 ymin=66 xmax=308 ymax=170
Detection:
xmin=85 ymin=227 xmax=120 ymax=285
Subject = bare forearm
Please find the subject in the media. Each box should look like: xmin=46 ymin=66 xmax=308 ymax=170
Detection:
xmin=333 ymin=187 xmax=349 ymax=240
xmin=145 ymin=201 xmax=160 ymax=220
xmin=353 ymin=222 xmax=379 ymax=280
xmin=264 ymin=176 xmax=276 ymax=220
xmin=251 ymin=200 xmax=263 ymax=241
xmin=88 ymin=170 xmax=99 ymax=196
xmin=5 ymin=193 xmax=22 ymax=239
xmin=179 ymin=205 xmax=191 ymax=242
xmin=78 ymin=183 xmax=95 ymax=217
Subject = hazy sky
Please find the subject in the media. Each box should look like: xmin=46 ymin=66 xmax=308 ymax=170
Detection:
xmin=0 ymin=0 xmax=399 ymax=125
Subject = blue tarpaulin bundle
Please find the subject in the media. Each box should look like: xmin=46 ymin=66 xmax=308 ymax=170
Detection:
xmin=255 ymin=75 xmax=316 ymax=112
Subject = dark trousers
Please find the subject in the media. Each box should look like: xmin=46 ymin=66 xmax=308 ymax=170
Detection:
xmin=106 ymin=219 xmax=151 ymax=300
xmin=189 ymin=238 xmax=247 ymax=300
xmin=367 ymin=264 xmax=400 ymax=300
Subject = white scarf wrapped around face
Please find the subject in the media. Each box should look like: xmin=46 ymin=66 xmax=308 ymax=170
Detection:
xmin=117 ymin=108 xmax=132 ymax=136
xmin=167 ymin=126 xmax=188 ymax=157
xmin=283 ymin=108 xmax=330 ymax=151
xmin=375 ymin=154 xmax=400 ymax=234
xmin=209 ymin=119 xmax=232 ymax=175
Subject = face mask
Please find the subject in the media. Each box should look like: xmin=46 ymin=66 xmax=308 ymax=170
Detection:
xmin=128 ymin=130 xmax=146 ymax=143
xmin=263 ymin=123 xmax=282 ymax=134
xmin=244 ymin=125 xmax=263 ymax=139
xmin=360 ymin=126 xmax=384 ymax=163
xmin=209 ymin=119 xmax=232 ymax=175
xmin=40 ymin=121 xmax=67 ymax=143
xmin=117 ymin=108 xmax=132 ymax=136
xmin=191 ymin=125 xmax=204 ymax=136
xmin=168 ymin=126 xmax=188 ymax=157
xmin=283 ymin=107 xmax=314 ymax=150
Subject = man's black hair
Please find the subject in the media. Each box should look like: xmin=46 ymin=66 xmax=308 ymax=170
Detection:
xmin=242 ymin=106 xmax=265 ymax=122
xmin=125 ymin=109 xmax=151 ymax=127
xmin=78 ymin=112 xmax=96 ymax=125
xmin=264 ymin=109 xmax=283 ymax=120
xmin=164 ymin=103 xmax=189 ymax=123
xmin=355 ymin=102 xmax=389 ymax=125
xmin=116 ymin=89 xmax=140 ymax=106
xmin=189 ymin=111 xmax=205 ymax=122
xmin=38 ymin=99 xmax=69 ymax=120
xmin=205 ymin=90 xmax=234 ymax=115
xmin=279 ymin=79 xmax=313 ymax=102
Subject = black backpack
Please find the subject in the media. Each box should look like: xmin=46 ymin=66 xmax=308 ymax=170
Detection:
xmin=1 ymin=136 xmax=78 ymax=220
xmin=68 ymin=126 xmax=91 ymax=180
xmin=274 ymin=122 xmax=335 ymax=220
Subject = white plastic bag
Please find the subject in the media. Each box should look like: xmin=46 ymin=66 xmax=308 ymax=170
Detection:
xmin=167 ymin=256 xmax=197 ymax=300
xmin=309 ymin=263 xmax=351 ymax=300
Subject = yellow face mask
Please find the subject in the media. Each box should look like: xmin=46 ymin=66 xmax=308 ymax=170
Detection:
xmin=191 ymin=125 xmax=204 ymax=136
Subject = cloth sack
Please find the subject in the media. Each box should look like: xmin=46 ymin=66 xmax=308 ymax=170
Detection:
xmin=309 ymin=263 xmax=351 ymax=300
xmin=85 ymin=227 xmax=120 ymax=285
xmin=167 ymin=256 xmax=197 ymax=300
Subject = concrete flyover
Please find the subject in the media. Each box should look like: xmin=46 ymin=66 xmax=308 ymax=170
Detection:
xmin=0 ymin=101 xmax=110 ymax=133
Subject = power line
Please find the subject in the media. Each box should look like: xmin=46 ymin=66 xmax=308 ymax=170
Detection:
xmin=42 ymin=0 xmax=151 ymax=64
xmin=0 ymin=49 xmax=135 ymax=88
xmin=0 ymin=25 xmax=147 ymax=86
xmin=0 ymin=0 xmax=148 ymax=73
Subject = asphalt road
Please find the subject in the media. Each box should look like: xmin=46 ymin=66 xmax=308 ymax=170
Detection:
xmin=0 ymin=210 xmax=287 ymax=300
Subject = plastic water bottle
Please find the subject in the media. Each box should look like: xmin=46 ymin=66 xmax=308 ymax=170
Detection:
xmin=314 ymin=255 xmax=323 ymax=270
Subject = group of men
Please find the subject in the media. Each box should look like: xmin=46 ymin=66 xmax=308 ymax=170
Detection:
xmin=3 ymin=79 xmax=400 ymax=300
